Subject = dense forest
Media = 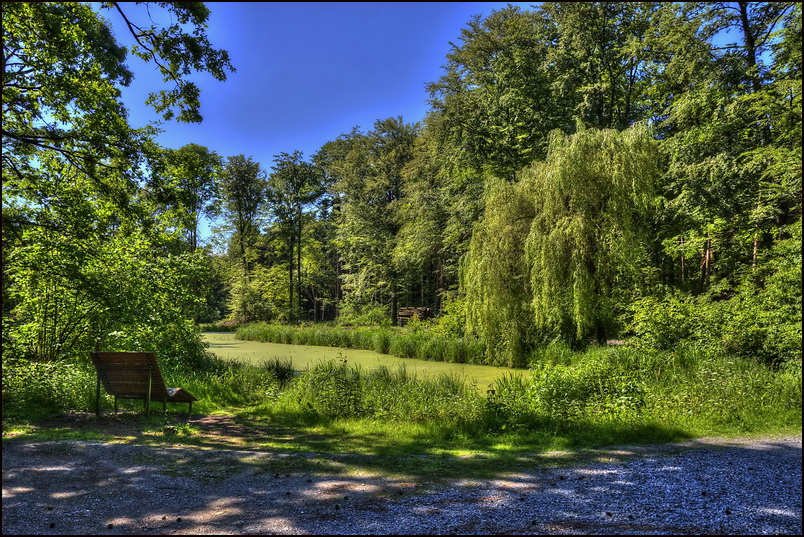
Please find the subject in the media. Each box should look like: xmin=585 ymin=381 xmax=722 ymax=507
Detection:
xmin=3 ymin=1 xmax=801 ymax=376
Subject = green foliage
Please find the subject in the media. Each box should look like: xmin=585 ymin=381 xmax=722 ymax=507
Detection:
xmin=157 ymin=144 xmax=223 ymax=250
xmin=281 ymin=361 xmax=483 ymax=424
xmin=236 ymin=322 xmax=488 ymax=366
xmin=3 ymin=214 xmax=214 ymax=366
xmin=463 ymin=176 xmax=535 ymax=367
xmin=464 ymin=124 xmax=659 ymax=361
xmin=267 ymin=151 xmax=326 ymax=321
xmin=259 ymin=358 xmax=295 ymax=387
xmin=524 ymin=123 xmax=659 ymax=343
xmin=3 ymin=2 xmax=233 ymax=211
xmin=286 ymin=359 xmax=365 ymax=418
xmin=2 ymin=358 xmax=94 ymax=421
xmin=2 ymin=1 xmax=235 ymax=389
xmin=5 ymin=1 xmax=801 ymax=433
xmin=322 ymin=118 xmax=418 ymax=318
xmin=261 ymin=340 xmax=800 ymax=437
xmin=627 ymin=220 xmax=802 ymax=364
xmin=104 ymin=319 xmax=213 ymax=372
xmin=480 ymin=344 xmax=801 ymax=434
xmin=198 ymin=322 xmax=239 ymax=332
xmin=529 ymin=351 xmax=648 ymax=422
xmin=169 ymin=357 xmax=283 ymax=412
xmin=218 ymin=155 xmax=269 ymax=322
xmin=336 ymin=303 xmax=392 ymax=327
xmin=430 ymin=293 xmax=468 ymax=338
xmin=626 ymin=289 xmax=702 ymax=351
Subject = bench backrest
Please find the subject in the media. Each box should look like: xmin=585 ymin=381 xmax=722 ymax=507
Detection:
xmin=90 ymin=351 xmax=170 ymax=401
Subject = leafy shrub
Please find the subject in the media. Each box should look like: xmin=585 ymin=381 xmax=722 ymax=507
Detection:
xmin=336 ymin=303 xmax=392 ymax=327
xmin=104 ymin=318 xmax=215 ymax=372
xmin=626 ymin=221 xmax=801 ymax=365
xmin=484 ymin=373 xmax=534 ymax=430
xmin=430 ymin=293 xmax=468 ymax=338
xmin=528 ymin=348 xmax=649 ymax=422
xmin=2 ymin=357 xmax=94 ymax=420
xmin=371 ymin=331 xmax=390 ymax=354
xmin=625 ymin=289 xmax=701 ymax=351
xmin=260 ymin=357 xmax=295 ymax=386
xmin=186 ymin=357 xmax=283 ymax=409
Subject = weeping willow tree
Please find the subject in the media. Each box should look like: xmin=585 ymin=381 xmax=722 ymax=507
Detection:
xmin=463 ymin=176 xmax=535 ymax=367
xmin=525 ymin=123 xmax=659 ymax=343
xmin=464 ymin=123 xmax=659 ymax=362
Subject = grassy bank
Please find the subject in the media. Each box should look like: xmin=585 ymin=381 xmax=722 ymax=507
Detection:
xmin=236 ymin=322 xmax=488 ymax=365
xmin=5 ymin=339 xmax=800 ymax=458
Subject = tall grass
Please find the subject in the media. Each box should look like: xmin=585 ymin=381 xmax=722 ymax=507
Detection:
xmin=258 ymin=345 xmax=801 ymax=443
xmin=236 ymin=322 xmax=488 ymax=366
xmin=275 ymin=361 xmax=484 ymax=425
xmin=485 ymin=344 xmax=802 ymax=436
xmin=232 ymin=323 xmax=801 ymax=439
xmin=5 ymin=333 xmax=799 ymax=451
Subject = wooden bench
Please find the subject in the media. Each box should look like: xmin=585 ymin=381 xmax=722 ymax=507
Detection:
xmin=396 ymin=307 xmax=433 ymax=326
xmin=90 ymin=351 xmax=197 ymax=418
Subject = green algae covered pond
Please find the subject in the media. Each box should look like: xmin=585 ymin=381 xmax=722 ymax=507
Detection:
xmin=202 ymin=332 xmax=527 ymax=390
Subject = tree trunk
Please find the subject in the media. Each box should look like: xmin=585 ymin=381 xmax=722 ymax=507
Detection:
xmin=680 ymin=236 xmax=686 ymax=283
xmin=390 ymin=275 xmax=398 ymax=326
xmin=288 ymin=237 xmax=294 ymax=322
xmin=699 ymin=233 xmax=712 ymax=289
xmin=737 ymin=1 xmax=762 ymax=94
xmin=297 ymin=207 xmax=302 ymax=322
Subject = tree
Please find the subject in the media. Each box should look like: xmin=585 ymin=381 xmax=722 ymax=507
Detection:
xmin=648 ymin=2 xmax=800 ymax=291
xmin=539 ymin=2 xmax=660 ymax=130
xmin=3 ymin=2 xmax=234 ymax=205
xmin=218 ymin=155 xmax=267 ymax=321
xmin=426 ymin=5 xmax=557 ymax=180
xmin=267 ymin=151 xmax=325 ymax=322
xmin=463 ymin=176 xmax=535 ymax=367
xmin=2 ymin=2 xmax=235 ymax=362
xmin=158 ymin=143 xmax=223 ymax=250
xmin=327 ymin=118 xmax=418 ymax=324
xmin=524 ymin=123 xmax=659 ymax=343
xmin=464 ymin=124 xmax=659 ymax=362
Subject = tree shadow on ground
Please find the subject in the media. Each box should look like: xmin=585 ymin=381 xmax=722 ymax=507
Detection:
xmin=2 ymin=420 xmax=800 ymax=535
xmin=3 ymin=411 xmax=698 ymax=479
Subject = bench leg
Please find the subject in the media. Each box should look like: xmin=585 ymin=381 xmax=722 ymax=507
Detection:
xmin=188 ymin=402 xmax=192 ymax=417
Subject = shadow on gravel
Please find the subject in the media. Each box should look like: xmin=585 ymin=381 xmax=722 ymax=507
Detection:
xmin=2 ymin=412 xmax=695 ymax=479
xmin=2 ymin=413 xmax=801 ymax=535
xmin=2 ymin=436 xmax=801 ymax=535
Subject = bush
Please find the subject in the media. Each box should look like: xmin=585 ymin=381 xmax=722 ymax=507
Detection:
xmin=625 ymin=222 xmax=801 ymax=365
xmin=336 ymin=303 xmax=392 ymax=327
xmin=2 ymin=357 xmax=94 ymax=420
xmin=103 ymin=318 xmax=214 ymax=372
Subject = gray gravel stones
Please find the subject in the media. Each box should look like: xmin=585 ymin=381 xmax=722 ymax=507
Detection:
xmin=2 ymin=435 xmax=801 ymax=535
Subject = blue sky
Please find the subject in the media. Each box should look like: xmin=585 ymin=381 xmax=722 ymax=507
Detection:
xmin=108 ymin=2 xmax=535 ymax=170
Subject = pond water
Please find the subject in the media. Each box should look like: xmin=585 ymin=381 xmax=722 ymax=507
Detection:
xmin=202 ymin=332 xmax=528 ymax=390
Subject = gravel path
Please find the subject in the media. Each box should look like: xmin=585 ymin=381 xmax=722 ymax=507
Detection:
xmin=2 ymin=433 xmax=801 ymax=535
